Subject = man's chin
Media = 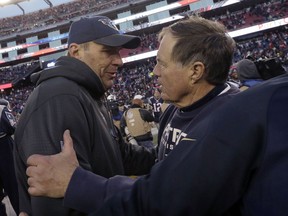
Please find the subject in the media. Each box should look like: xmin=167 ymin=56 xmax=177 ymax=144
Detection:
xmin=104 ymin=82 xmax=114 ymax=90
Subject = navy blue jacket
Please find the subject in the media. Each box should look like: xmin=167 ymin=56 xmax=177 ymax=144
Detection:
xmin=64 ymin=83 xmax=239 ymax=213
xmin=94 ymin=73 xmax=288 ymax=216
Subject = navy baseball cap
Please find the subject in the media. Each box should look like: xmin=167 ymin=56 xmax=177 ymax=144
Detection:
xmin=68 ymin=16 xmax=141 ymax=49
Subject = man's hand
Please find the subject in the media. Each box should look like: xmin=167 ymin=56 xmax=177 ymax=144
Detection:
xmin=26 ymin=130 xmax=79 ymax=198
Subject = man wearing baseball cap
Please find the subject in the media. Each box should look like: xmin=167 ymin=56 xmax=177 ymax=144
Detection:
xmin=14 ymin=16 xmax=155 ymax=216
xmin=120 ymin=95 xmax=155 ymax=150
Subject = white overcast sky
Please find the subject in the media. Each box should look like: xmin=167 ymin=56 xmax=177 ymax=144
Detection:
xmin=0 ymin=0 xmax=74 ymax=19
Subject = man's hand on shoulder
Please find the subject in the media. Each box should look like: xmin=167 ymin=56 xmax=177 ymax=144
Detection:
xmin=26 ymin=130 xmax=79 ymax=198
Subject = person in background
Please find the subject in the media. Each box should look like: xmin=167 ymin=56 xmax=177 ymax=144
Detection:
xmin=227 ymin=66 xmax=241 ymax=88
xmin=148 ymin=88 xmax=164 ymax=128
xmin=24 ymin=16 xmax=240 ymax=214
xmin=0 ymin=99 xmax=19 ymax=216
xmin=106 ymin=94 xmax=123 ymax=129
xmin=14 ymin=16 xmax=155 ymax=216
xmin=120 ymin=95 xmax=155 ymax=150
xmin=236 ymin=58 xmax=263 ymax=91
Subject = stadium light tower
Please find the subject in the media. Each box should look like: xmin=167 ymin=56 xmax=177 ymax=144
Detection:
xmin=16 ymin=2 xmax=24 ymax=15
xmin=0 ymin=0 xmax=28 ymax=15
xmin=44 ymin=0 xmax=53 ymax=7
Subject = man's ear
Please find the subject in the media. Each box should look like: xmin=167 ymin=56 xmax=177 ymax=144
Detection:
xmin=68 ymin=43 xmax=81 ymax=58
xmin=189 ymin=61 xmax=205 ymax=84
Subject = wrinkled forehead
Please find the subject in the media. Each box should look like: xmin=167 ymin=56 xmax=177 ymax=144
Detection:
xmin=157 ymin=34 xmax=177 ymax=61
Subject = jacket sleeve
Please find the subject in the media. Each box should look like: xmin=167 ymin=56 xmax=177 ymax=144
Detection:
xmin=63 ymin=167 xmax=136 ymax=213
xmin=93 ymin=97 xmax=265 ymax=216
xmin=139 ymin=109 xmax=155 ymax=122
xmin=119 ymin=112 xmax=127 ymax=136
xmin=115 ymin=126 xmax=156 ymax=176
xmin=14 ymin=94 xmax=93 ymax=215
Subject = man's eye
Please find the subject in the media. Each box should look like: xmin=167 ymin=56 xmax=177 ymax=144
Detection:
xmin=159 ymin=63 xmax=166 ymax=69
xmin=103 ymin=48 xmax=113 ymax=52
xmin=104 ymin=48 xmax=119 ymax=55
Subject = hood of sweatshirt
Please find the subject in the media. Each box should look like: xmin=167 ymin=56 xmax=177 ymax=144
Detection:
xmin=31 ymin=56 xmax=106 ymax=99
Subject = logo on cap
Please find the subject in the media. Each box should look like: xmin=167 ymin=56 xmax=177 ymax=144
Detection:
xmin=98 ymin=18 xmax=119 ymax=31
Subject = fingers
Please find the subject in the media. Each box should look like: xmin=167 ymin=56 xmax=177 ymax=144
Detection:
xmin=27 ymin=186 xmax=37 ymax=196
xmin=27 ymin=129 xmax=72 ymax=166
xmin=26 ymin=165 xmax=46 ymax=196
xmin=62 ymin=130 xmax=79 ymax=166
xmin=26 ymin=163 xmax=40 ymax=178
xmin=27 ymin=183 xmax=43 ymax=197
xmin=19 ymin=212 xmax=29 ymax=216
xmin=27 ymin=154 xmax=45 ymax=166
xmin=27 ymin=178 xmax=40 ymax=196
xmin=62 ymin=129 xmax=74 ymax=154
xmin=25 ymin=130 xmax=79 ymax=198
